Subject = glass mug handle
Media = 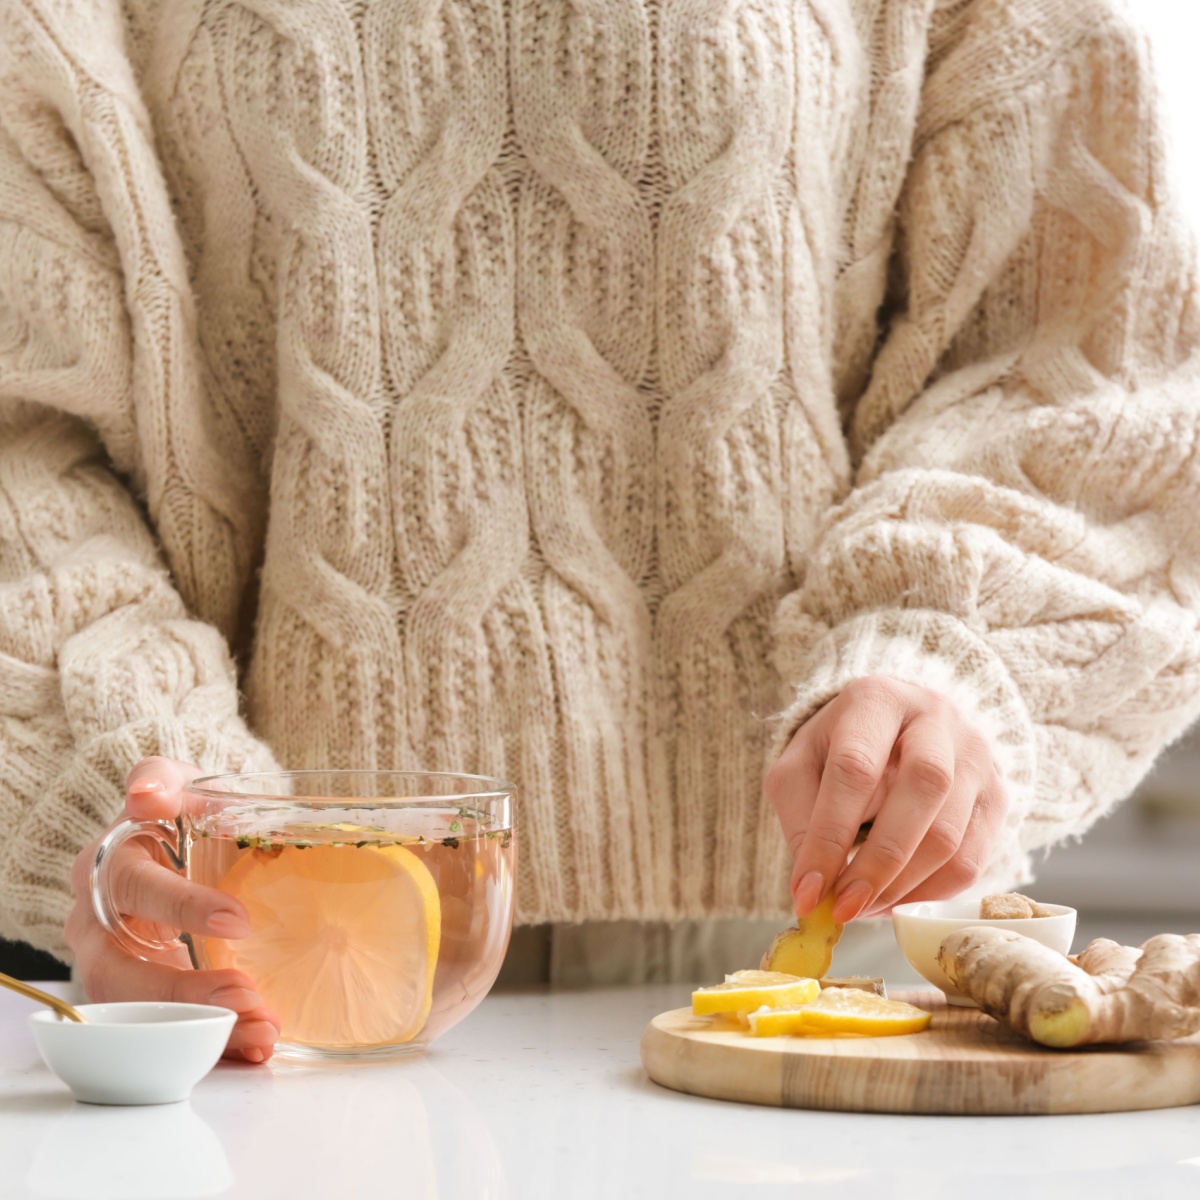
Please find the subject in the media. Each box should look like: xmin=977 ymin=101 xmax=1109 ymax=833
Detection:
xmin=91 ymin=817 xmax=187 ymax=959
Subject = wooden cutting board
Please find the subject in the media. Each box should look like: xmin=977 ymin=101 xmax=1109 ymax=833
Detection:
xmin=640 ymin=990 xmax=1200 ymax=1115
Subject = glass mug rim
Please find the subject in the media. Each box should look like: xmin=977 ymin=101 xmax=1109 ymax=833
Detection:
xmin=184 ymin=769 xmax=516 ymax=806
xmin=92 ymin=769 xmax=517 ymax=1019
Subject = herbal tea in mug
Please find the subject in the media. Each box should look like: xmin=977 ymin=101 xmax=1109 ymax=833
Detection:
xmin=92 ymin=772 xmax=515 ymax=1059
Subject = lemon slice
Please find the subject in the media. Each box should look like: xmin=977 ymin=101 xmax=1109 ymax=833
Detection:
xmin=721 ymin=969 xmax=808 ymax=987
xmin=747 ymin=988 xmax=931 ymax=1037
xmin=207 ymin=842 xmax=441 ymax=1047
xmin=692 ymin=969 xmax=820 ymax=1016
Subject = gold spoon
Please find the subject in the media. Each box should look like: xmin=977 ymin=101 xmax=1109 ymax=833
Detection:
xmin=0 ymin=971 xmax=88 ymax=1023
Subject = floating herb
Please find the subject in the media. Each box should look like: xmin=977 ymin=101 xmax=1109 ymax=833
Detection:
xmin=442 ymin=836 xmax=460 ymax=850
xmin=456 ymin=804 xmax=498 ymax=826
xmin=448 ymin=818 xmax=463 ymax=835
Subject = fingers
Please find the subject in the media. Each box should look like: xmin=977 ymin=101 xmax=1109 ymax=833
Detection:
xmin=766 ymin=742 xmax=822 ymax=902
xmin=106 ymin=840 xmax=250 ymax=940
xmin=849 ymin=775 xmax=975 ymax=919
xmin=770 ymin=677 xmax=1015 ymax=924
xmin=74 ymin=920 xmax=270 ymax=1016
xmin=224 ymin=1019 xmax=281 ymax=1064
xmin=65 ymin=756 xmax=273 ymax=1064
xmin=69 ymin=833 xmax=103 ymax=897
xmin=828 ymin=712 xmax=958 ymax=921
xmin=868 ymin=777 xmax=1007 ymax=913
xmin=124 ymin=757 xmax=203 ymax=821
xmin=785 ymin=682 xmax=906 ymax=916
xmin=74 ymin=920 xmax=279 ymax=1063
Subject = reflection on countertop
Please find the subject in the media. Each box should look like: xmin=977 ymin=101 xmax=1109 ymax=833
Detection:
xmin=23 ymin=1100 xmax=232 ymax=1199
xmin=3 ymin=982 xmax=1200 ymax=1199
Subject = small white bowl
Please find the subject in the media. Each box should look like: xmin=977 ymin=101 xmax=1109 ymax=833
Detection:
xmin=29 ymin=1002 xmax=236 ymax=1105
xmin=891 ymin=900 xmax=1077 ymax=1006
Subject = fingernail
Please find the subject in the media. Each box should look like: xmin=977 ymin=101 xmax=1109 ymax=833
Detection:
xmin=833 ymin=879 xmax=873 ymax=923
xmin=258 ymin=1009 xmax=282 ymax=1034
xmin=207 ymin=911 xmax=251 ymax=939
xmin=241 ymin=1016 xmax=281 ymax=1038
xmin=243 ymin=1047 xmax=265 ymax=1064
xmin=209 ymin=985 xmax=263 ymax=1011
xmin=794 ymin=871 xmax=824 ymax=916
xmin=128 ymin=778 xmax=164 ymax=795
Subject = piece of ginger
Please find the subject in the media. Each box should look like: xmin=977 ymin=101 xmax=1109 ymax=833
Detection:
xmin=819 ymin=976 xmax=887 ymax=998
xmin=979 ymin=892 xmax=1056 ymax=920
xmin=938 ymin=927 xmax=1200 ymax=1048
xmin=760 ymin=894 xmax=845 ymax=979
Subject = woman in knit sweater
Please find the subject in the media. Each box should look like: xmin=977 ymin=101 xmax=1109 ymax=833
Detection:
xmin=2 ymin=0 xmax=1199 ymax=1060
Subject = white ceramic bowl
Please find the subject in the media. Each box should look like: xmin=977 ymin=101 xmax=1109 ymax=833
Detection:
xmin=891 ymin=900 xmax=1077 ymax=1006
xmin=29 ymin=1002 xmax=236 ymax=1105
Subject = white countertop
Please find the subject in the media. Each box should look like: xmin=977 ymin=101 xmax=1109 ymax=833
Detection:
xmin=3 ymin=981 xmax=1200 ymax=1200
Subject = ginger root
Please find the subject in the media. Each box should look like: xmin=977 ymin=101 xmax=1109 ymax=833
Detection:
xmin=979 ymin=892 xmax=1055 ymax=919
xmin=938 ymin=927 xmax=1200 ymax=1048
xmin=760 ymin=894 xmax=845 ymax=979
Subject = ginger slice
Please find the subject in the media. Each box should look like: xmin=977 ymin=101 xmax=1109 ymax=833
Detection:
xmin=819 ymin=976 xmax=887 ymax=998
xmin=760 ymin=894 xmax=845 ymax=979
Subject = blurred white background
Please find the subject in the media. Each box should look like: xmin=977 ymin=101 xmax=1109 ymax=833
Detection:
xmin=1140 ymin=0 xmax=1200 ymax=227
xmin=1031 ymin=2 xmax=1200 ymax=944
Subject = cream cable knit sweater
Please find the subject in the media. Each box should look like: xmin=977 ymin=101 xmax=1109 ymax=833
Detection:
xmin=3 ymin=0 xmax=1200 ymax=959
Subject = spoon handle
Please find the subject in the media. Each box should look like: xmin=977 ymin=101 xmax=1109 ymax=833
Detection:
xmin=0 ymin=971 xmax=88 ymax=1023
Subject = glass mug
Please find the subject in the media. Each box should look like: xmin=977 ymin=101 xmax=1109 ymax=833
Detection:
xmin=91 ymin=771 xmax=516 ymax=1059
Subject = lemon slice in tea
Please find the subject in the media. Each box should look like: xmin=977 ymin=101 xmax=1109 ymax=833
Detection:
xmin=208 ymin=842 xmax=441 ymax=1048
xmin=692 ymin=969 xmax=820 ymax=1016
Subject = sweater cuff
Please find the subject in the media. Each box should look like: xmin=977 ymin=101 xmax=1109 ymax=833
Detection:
xmin=769 ymin=604 xmax=1038 ymax=895
xmin=1 ymin=716 xmax=279 ymax=962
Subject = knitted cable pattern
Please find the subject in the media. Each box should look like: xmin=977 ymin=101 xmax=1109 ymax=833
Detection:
xmin=217 ymin=2 xmax=405 ymax=781
xmin=2 ymin=0 xmax=1200 ymax=951
xmin=652 ymin=0 xmax=798 ymax=915
xmin=511 ymin=0 xmax=660 ymax=916
xmin=366 ymin=1 xmax=565 ymax=917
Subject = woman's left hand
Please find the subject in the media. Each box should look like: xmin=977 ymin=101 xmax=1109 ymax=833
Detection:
xmin=766 ymin=676 xmax=1009 ymax=923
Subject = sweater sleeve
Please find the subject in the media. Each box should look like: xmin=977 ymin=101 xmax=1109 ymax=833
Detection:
xmin=0 ymin=32 xmax=277 ymax=959
xmin=771 ymin=1 xmax=1200 ymax=892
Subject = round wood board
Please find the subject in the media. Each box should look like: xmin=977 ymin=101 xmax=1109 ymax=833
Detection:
xmin=640 ymin=990 xmax=1200 ymax=1115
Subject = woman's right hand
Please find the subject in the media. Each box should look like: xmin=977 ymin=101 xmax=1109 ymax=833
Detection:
xmin=65 ymin=756 xmax=279 ymax=1062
